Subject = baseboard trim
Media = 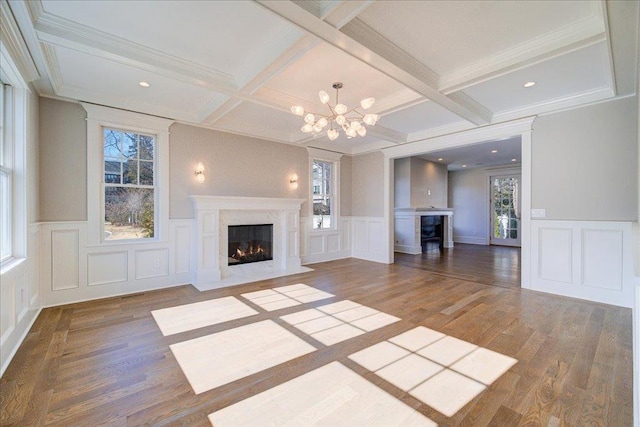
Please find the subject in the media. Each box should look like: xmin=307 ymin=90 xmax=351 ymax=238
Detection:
xmin=1 ymin=307 xmax=42 ymax=378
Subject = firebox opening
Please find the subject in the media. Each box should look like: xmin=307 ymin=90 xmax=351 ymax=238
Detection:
xmin=228 ymin=224 xmax=273 ymax=265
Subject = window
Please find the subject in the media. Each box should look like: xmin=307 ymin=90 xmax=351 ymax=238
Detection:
xmin=308 ymin=148 xmax=342 ymax=231
xmin=103 ymin=128 xmax=156 ymax=240
xmin=0 ymin=82 xmax=10 ymax=261
xmin=312 ymin=160 xmax=333 ymax=229
xmin=83 ymin=103 xmax=171 ymax=246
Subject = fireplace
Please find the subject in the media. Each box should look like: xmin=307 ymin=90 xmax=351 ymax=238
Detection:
xmin=228 ymin=224 xmax=273 ymax=265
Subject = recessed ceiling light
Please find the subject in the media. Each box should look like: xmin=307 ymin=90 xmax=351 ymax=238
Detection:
xmin=438 ymin=158 xmax=443 ymax=161
xmin=491 ymin=150 xmax=498 ymax=153
xmin=139 ymin=81 xmax=150 ymax=88
xmin=462 ymin=164 xmax=467 ymax=168
xmin=512 ymin=158 xmax=517 ymax=162
xmin=523 ymin=81 xmax=536 ymax=88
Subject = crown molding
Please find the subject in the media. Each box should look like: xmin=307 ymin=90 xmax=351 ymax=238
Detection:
xmin=0 ymin=1 xmax=39 ymax=84
xmin=383 ymin=116 xmax=536 ymax=160
xmin=40 ymin=43 xmax=62 ymax=92
xmin=439 ymin=14 xmax=607 ymax=94
xmin=407 ymin=121 xmax=476 ymax=144
xmin=30 ymin=4 xmax=238 ymax=94
xmin=492 ymin=86 xmax=615 ymax=123
xmin=64 ymin=84 xmax=195 ymax=123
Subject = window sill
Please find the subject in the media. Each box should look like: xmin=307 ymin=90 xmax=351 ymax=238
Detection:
xmin=1 ymin=257 xmax=26 ymax=276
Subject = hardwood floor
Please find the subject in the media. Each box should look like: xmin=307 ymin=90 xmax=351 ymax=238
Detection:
xmin=0 ymin=258 xmax=632 ymax=426
xmin=395 ymin=243 xmax=521 ymax=288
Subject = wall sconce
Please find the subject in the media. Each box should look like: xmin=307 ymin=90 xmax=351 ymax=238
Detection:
xmin=195 ymin=162 xmax=205 ymax=183
xmin=289 ymin=173 xmax=298 ymax=190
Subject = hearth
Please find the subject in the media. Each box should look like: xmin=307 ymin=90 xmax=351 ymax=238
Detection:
xmin=228 ymin=224 xmax=273 ymax=265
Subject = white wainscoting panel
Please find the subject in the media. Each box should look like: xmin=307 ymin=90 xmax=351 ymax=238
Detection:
xmin=537 ymin=227 xmax=572 ymax=283
xmin=135 ymin=248 xmax=170 ymax=280
xmin=51 ymin=229 xmax=80 ymax=291
xmin=309 ymin=234 xmax=325 ymax=255
xmin=1 ymin=223 xmax=42 ymax=377
xmin=531 ymin=220 xmax=634 ymax=308
xmin=174 ymin=224 xmax=191 ymax=275
xmin=87 ymin=251 xmax=128 ymax=286
xmin=1 ymin=272 xmax=15 ymax=339
xmin=351 ymin=217 xmax=388 ymax=263
xmin=301 ymin=217 xmax=351 ymax=264
xmin=40 ymin=220 xmax=195 ymax=307
xmin=581 ymin=229 xmax=623 ymax=290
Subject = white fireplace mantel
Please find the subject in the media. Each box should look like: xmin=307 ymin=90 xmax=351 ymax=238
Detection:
xmin=189 ymin=196 xmax=309 ymax=290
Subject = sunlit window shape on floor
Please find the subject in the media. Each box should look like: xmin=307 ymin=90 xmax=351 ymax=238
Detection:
xmin=280 ymin=300 xmax=400 ymax=345
xmin=151 ymin=296 xmax=259 ymax=336
xmin=349 ymin=326 xmax=517 ymax=418
xmin=170 ymin=320 xmax=316 ymax=394
xmin=208 ymin=362 xmax=437 ymax=426
xmin=241 ymin=283 xmax=334 ymax=311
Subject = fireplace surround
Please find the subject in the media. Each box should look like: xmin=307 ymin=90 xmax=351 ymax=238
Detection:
xmin=189 ymin=196 xmax=310 ymax=290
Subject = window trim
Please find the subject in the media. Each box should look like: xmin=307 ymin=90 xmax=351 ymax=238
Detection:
xmin=82 ymin=103 xmax=173 ymax=246
xmin=307 ymin=148 xmax=342 ymax=232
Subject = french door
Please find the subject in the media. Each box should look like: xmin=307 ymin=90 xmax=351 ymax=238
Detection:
xmin=490 ymin=174 xmax=521 ymax=246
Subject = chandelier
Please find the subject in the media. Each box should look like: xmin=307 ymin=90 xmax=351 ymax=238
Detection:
xmin=290 ymin=82 xmax=380 ymax=140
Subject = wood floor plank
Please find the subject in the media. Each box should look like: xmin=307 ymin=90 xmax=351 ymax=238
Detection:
xmin=0 ymin=254 xmax=632 ymax=426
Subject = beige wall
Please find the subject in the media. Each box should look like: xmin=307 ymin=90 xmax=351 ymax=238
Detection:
xmin=27 ymin=90 xmax=39 ymax=224
xmin=532 ymin=96 xmax=638 ymax=221
xmin=169 ymin=123 xmax=310 ymax=219
xmin=39 ymin=97 xmax=87 ymax=221
xmin=410 ymin=157 xmax=448 ymax=208
xmin=394 ymin=157 xmax=448 ymax=208
xmin=448 ymin=168 xmax=488 ymax=241
xmin=351 ymin=151 xmax=385 ymax=217
xmin=394 ymin=157 xmax=411 ymax=208
xmin=340 ymin=154 xmax=352 ymax=216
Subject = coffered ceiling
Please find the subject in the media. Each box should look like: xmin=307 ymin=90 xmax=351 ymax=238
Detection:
xmin=5 ymin=0 xmax=638 ymax=155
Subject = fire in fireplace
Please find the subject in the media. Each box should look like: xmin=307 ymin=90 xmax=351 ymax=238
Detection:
xmin=228 ymin=224 xmax=273 ymax=265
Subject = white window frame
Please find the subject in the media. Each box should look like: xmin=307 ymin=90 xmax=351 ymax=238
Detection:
xmin=82 ymin=103 xmax=172 ymax=246
xmin=0 ymin=47 xmax=28 ymax=271
xmin=308 ymin=148 xmax=342 ymax=232
xmin=0 ymin=82 xmax=12 ymax=263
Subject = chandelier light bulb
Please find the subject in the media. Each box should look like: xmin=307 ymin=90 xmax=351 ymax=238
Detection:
xmin=360 ymin=97 xmax=375 ymax=110
xmin=336 ymin=115 xmax=346 ymax=125
xmin=350 ymin=121 xmax=362 ymax=131
xmin=345 ymin=128 xmax=357 ymax=138
xmin=341 ymin=123 xmax=350 ymax=132
xmin=318 ymin=90 xmax=330 ymax=104
xmin=363 ymin=113 xmax=379 ymax=126
xmin=316 ymin=117 xmax=328 ymax=128
xmin=301 ymin=123 xmax=313 ymax=133
xmin=357 ymin=126 xmax=367 ymax=137
xmin=313 ymin=123 xmax=323 ymax=133
xmin=304 ymin=113 xmax=315 ymax=125
xmin=291 ymin=105 xmax=304 ymax=116
xmin=334 ymin=103 xmax=348 ymax=115
xmin=327 ymin=128 xmax=339 ymax=141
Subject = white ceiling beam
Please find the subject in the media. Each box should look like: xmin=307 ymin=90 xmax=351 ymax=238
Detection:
xmin=256 ymin=0 xmax=492 ymax=126
xmin=322 ymin=1 xmax=374 ymax=29
xmin=200 ymin=1 xmax=371 ymax=126
xmin=200 ymin=34 xmax=318 ymax=125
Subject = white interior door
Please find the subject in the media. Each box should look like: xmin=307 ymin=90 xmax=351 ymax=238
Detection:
xmin=490 ymin=175 xmax=521 ymax=247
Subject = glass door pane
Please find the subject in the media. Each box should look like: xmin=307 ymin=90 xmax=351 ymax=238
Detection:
xmin=490 ymin=175 xmax=521 ymax=246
